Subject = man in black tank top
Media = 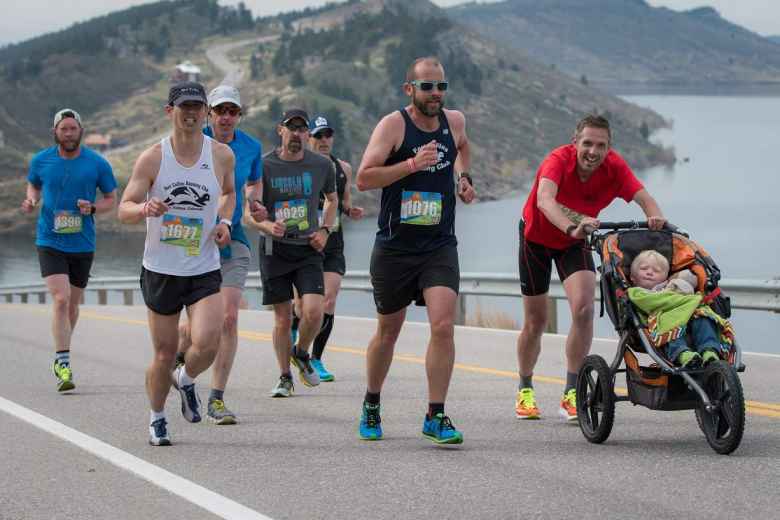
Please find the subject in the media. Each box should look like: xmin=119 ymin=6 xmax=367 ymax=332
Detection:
xmin=355 ymin=57 xmax=476 ymax=444
xmin=290 ymin=115 xmax=364 ymax=383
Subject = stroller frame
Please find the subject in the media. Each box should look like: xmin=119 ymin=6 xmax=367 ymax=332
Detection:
xmin=575 ymin=221 xmax=746 ymax=455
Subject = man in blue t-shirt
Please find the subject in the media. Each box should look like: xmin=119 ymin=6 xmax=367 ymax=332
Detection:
xmin=176 ymin=84 xmax=266 ymax=425
xmin=21 ymin=108 xmax=118 ymax=392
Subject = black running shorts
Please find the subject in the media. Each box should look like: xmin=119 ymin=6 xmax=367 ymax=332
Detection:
xmin=370 ymin=244 xmax=460 ymax=315
xmin=140 ymin=267 xmax=222 ymax=315
xmin=261 ymin=261 xmax=324 ymax=305
xmin=322 ymin=248 xmax=346 ymax=276
xmin=518 ymin=221 xmax=595 ymax=296
xmin=37 ymin=246 xmax=94 ymax=289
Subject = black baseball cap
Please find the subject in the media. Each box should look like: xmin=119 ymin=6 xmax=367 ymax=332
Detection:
xmin=280 ymin=108 xmax=309 ymax=125
xmin=168 ymin=81 xmax=208 ymax=106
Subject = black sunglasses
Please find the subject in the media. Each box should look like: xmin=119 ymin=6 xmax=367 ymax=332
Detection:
xmin=409 ymin=80 xmax=448 ymax=92
xmin=312 ymin=130 xmax=334 ymax=139
xmin=284 ymin=122 xmax=309 ymax=133
xmin=212 ymin=105 xmax=241 ymax=117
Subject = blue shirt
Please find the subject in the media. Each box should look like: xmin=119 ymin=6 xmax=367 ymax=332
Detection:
xmin=204 ymin=127 xmax=262 ymax=249
xmin=28 ymin=146 xmax=117 ymax=253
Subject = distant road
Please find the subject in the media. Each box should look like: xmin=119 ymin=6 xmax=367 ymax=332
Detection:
xmin=206 ymin=35 xmax=278 ymax=87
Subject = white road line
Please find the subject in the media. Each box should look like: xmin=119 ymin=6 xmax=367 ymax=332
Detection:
xmin=0 ymin=396 xmax=272 ymax=520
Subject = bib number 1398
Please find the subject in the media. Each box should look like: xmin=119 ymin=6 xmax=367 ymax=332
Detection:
xmin=400 ymin=191 xmax=442 ymax=226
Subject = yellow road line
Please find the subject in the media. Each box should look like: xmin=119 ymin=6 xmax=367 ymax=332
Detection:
xmin=7 ymin=305 xmax=780 ymax=418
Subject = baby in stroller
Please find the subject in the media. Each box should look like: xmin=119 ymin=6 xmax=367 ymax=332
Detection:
xmin=628 ymin=249 xmax=732 ymax=369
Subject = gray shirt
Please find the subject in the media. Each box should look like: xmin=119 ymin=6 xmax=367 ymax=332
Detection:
xmin=262 ymin=148 xmax=336 ymax=246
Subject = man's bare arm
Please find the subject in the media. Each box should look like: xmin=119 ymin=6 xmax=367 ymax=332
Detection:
xmin=118 ymin=147 xmax=160 ymax=224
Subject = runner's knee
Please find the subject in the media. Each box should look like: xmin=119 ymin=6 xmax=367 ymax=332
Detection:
xmin=222 ymin=308 xmax=238 ymax=334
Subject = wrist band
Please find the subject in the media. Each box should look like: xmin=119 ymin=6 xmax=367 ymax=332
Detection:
xmin=407 ymin=157 xmax=417 ymax=173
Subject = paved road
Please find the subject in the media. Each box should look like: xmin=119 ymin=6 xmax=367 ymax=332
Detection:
xmin=1 ymin=304 xmax=778 ymax=519
xmin=206 ymin=35 xmax=278 ymax=87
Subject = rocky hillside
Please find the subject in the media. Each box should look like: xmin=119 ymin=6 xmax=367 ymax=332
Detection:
xmin=449 ymin=0 xmax=780 ymax=93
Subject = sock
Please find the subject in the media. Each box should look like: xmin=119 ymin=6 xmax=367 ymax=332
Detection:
xmin=209 ymin=389 xmax=224 ymax=402
xmin=150 ymin=410 xmax=166 ymax=424
xmin=364 ymin=391 xmax=380 ymax=406
xmin=55 ymin=350 xmax=70 ymax=367
xmin=428 ymin=402 xmax=445 ymax=418
xmin=281 ymin=372 xmax=292 ymax=380
xmin=564 ymin=372 xmax=578 ymax=393
xmin=178 ymin=366 xmax=194 ymax=387
xmin=519 ymin=375 xmax=533 ymax=390
xmin=312 ymin=313 xmax=334 ymax=360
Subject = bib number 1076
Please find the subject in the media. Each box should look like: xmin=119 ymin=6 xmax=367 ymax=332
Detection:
xmin=400 ymin=191 xmax=442 ymax=226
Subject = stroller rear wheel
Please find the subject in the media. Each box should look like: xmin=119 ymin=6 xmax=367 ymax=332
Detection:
xmin=576 ymin=355 xmax=616 ymax=444
xmin=695 ymin=360 xmax=745 ymax=455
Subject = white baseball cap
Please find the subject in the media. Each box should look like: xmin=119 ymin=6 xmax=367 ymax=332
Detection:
xmin=53 ymin=108 xmax=82 ymax=128
xmin=208 ymin=84 xmax=241 ymax=108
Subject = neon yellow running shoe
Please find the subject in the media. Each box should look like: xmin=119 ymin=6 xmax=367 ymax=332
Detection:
xmin=53 ymin=361 xmax=75 ymax=392
xmin=559 ymin=389 xmax=577 ymax=421
xmin=515 ymin=387 xmax=540 ymax=420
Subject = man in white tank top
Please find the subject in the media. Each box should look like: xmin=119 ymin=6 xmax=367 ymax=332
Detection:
xmin=118 ymin=82 xmax=236 ymax=446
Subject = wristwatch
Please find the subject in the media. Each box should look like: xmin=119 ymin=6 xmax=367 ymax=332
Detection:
xmin=90 ymin=204 xmax=96 ymax=215
xmin=219 ymin=218 xmax=232 ymax=232
xmin=318 ymin=226 xmax=331 ymax=235
xmin=565 ymin=224 xmax=578 ymax=237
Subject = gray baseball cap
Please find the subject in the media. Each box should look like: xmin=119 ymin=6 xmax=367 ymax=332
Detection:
xmin=208 ymin=84 xmax=241 ymax=108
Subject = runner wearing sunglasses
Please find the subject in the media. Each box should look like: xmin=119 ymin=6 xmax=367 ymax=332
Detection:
xmin=175 ymin=84 xmax=266 ymax=425
xmin=355 ymin=56 xmax=476 ymax=444
xmin=289 ymin=115 xmax=364 ymax=382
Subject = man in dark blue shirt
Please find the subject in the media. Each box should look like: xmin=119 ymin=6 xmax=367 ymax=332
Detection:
xmin=21 ymin=108 xmax=117 ymax=392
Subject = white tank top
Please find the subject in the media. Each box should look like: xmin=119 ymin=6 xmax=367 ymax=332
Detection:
xmin=142 ymin=135 xmax=221 ymax=276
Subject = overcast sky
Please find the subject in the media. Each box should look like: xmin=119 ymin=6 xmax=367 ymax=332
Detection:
xmin=1 ymin=0 xmax=778 ymax=47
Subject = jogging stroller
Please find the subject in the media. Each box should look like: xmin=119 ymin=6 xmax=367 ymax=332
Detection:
xmin=576 ymin=221 xmax=746 ymax=455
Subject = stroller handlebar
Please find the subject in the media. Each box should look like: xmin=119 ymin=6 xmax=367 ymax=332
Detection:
xmin=592 ymin=221 xmax=687 ymax=237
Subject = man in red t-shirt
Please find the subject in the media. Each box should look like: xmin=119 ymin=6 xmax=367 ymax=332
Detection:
xmin=515 ymin=115 xmax=666 ymax=421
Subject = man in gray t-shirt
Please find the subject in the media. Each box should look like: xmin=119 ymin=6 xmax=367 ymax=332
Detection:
xmin=247 ymin=108 xmax=337 ymax=397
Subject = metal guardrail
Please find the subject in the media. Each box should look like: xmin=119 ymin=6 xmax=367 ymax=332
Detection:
xmin=2 ymin=272 xmax=779 ymax=333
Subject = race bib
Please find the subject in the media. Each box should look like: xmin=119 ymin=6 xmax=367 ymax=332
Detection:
xmin=274 ymin=199 xmax=309 ymax=232
xmin=160 ymin=214 xmax=202 ymax=256
xmin=400 ymin=190 xmax=442 ymax=226
xmin=53 ymin=210 xmax=82 ymax=234
xmin=318 ymin=209 xmax=341 ymax=231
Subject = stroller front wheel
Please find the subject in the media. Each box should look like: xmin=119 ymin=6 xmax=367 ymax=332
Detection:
xmin=576 ymin=355 xmax=616 ymax=444
xmin=695 ymin=360 xmax=745 ymax=455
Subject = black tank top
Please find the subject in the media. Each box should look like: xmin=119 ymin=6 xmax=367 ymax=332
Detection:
xmin=375 ymin=109 xmax=458 ymax=253
xmin=320 ymin=154 xmax=347 ymax=252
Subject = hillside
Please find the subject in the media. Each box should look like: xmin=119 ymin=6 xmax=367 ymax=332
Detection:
xmin=0 ymin=0 xmax=674 ymax=234
xmin=450 ymin=0 xmax=780 ymax=93
xmin=233 ymin=0 xmax=673 ymax=214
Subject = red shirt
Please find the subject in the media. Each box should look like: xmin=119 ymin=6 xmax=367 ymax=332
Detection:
xmin=522 ymin=144 xmax=643 ymax=249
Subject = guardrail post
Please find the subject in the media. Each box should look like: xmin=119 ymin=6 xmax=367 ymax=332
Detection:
xmin=545 ymin=298 xmax=557 ymax=333
xmin=20 ymin=293 xmax=28 ymax=304
xmin=455 ymin=294 xmax=466 ymax=326
xmin=97 ymin=289 xmax=107 ymax=305
xmin=123 ymin=290 xmax=133 ymax=306
xmin=37 ymin=292 xmax=46 ymax=304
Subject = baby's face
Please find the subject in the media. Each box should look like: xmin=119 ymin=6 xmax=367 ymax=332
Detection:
xmin=632 ymin=259 xmax=668 ymax=289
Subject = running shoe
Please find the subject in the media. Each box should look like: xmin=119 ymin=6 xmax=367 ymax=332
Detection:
xmin=171 ymin=366 xmax=201 ymax=423
xmin=515 ymin=387 xmax=540 ymax=420
xmin=422 ymin=413 xmax=463 ymax=444
xmin=207 ymin=399 xmax=237 ymax=425
xmin=290 ymin=348 xmax=321 ymax=387
xmin=149 ymin=418 xmax=171 ymax=446
xmin=559 ymin=389 xmax=578 ymax=421
xmin=701 ymin=349 xmax=720 ymax=366
xmin=270 ymin=375 xmax=294 ymax=398
xmin=359 ymin=402 xmax=383 ymax=440
xmin=311 ymin=359 xmax=335 ymax=382
xmin=52 ymin=361 xmax=75 ymax=392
